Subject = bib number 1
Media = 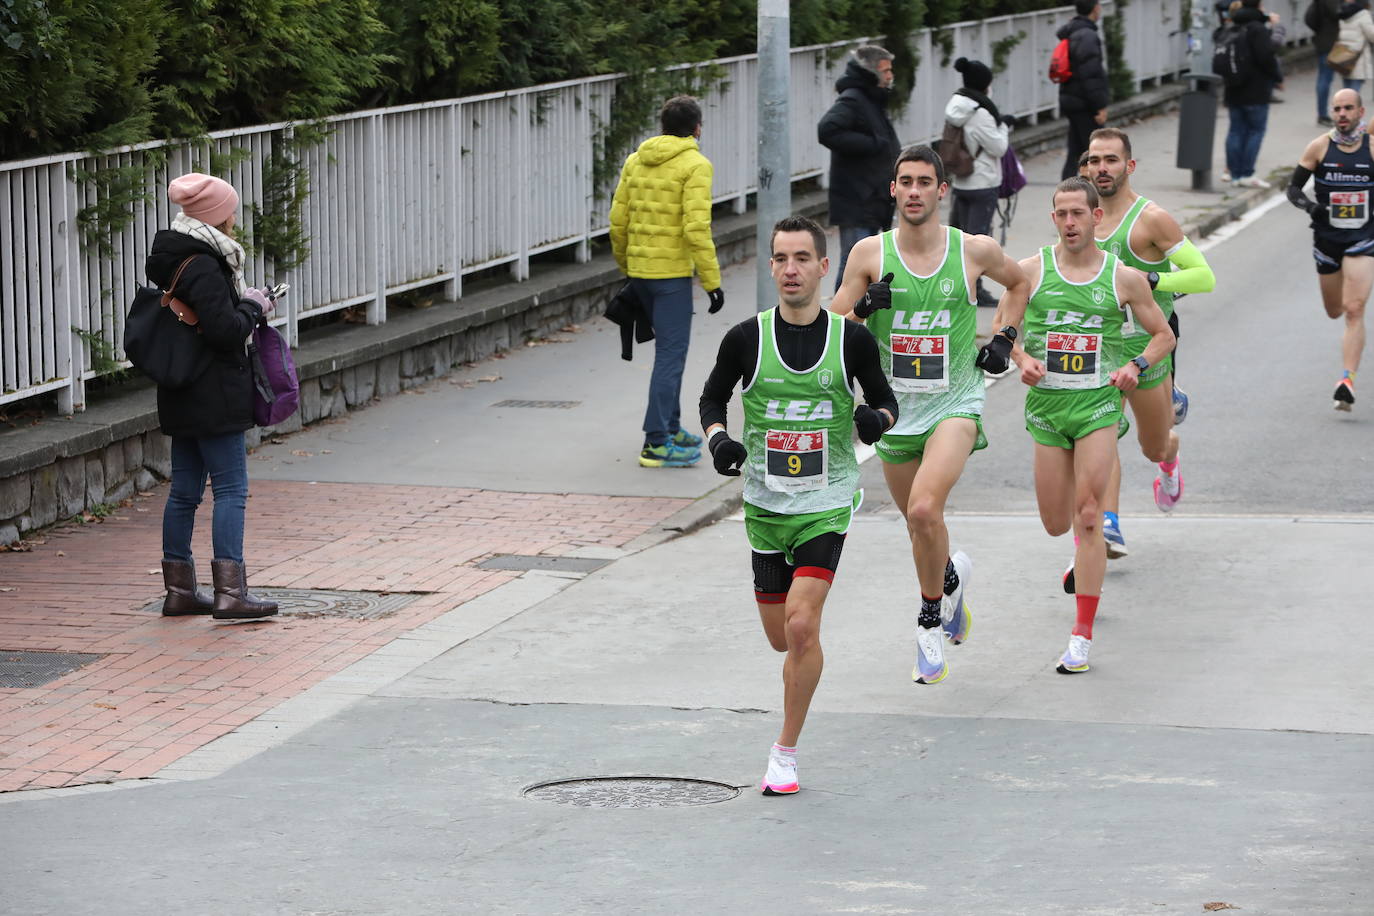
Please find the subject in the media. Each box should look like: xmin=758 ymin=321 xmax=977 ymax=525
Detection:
xmin=890 ymin=333 xmax=949 ymax=393
xmin=764 ymin=429 xmax=828 ymax=493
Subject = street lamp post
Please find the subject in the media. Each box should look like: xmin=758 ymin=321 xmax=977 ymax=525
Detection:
xmin=756 ymin=0 xmax=791 ymax=311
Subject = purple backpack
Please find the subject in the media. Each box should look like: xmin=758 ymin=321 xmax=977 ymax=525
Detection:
xmin=250 ymin=322 xmax=300 ymax=427
xmin=998 ymin=144 xmax=1028 ymax=199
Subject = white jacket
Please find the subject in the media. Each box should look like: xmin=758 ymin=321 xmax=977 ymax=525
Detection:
xmin=1337 ymin=8 xmax=1374 ymax=81
xmin=944 ymin=94 xmax=1010 ymax=191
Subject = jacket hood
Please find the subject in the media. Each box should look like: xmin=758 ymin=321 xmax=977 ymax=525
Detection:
xmin=945 ymin=94 xmax=979 ymax=126
xmin=635 ymin=134 xmax=701 ymax=166
xmin=1339 ymin=1 xmax=1364 ymax=20
xmin=1232 ymin=5 xmax=1268 ymax=23
xmin=834 ymin=59 xmax=888 ymax=101
xmin=146 ymin=228 xmax=230 ymax=287
xmin=1057 ymin=15 xmax=1098 ymax=40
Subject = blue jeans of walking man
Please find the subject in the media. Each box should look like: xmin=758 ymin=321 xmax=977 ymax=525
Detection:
xmin=634 ymin=276 xmax=694 ymax=447
xmin=1226 ymin=103 xmax=1270 ymax=181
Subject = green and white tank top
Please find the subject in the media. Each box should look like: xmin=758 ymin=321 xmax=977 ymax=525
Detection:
xmin=1023 ymin=247 xmax=1126 ymax=391
xmin=1095 ymin=196 xmax=1173 ymax=340
xmin=864 ymin=227 xmax=984 ymax=435
xmin=741 ymin=308 xmax=859 ymax=514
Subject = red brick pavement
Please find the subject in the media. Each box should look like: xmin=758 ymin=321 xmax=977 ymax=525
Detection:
xmin=0 ymin=480 xmax=690 ymax=792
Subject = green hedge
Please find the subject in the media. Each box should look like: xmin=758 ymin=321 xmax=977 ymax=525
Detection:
xmin=1 ymin=0 xmax=1083 ymax=161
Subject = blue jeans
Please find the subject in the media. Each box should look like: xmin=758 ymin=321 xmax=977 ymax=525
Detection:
xmin=834 ymin=225 xmax=883 ymax=292
xmin=162 ymin=432 xmax=248 ymax=564
xmin=1345 ymin=78 xmax=1365 ymax=96
xmin=1225 ymin=104 xmax=1269 ymax=180
xmin=1317 ymin=56 xmax=1335 ymax=120
xmin=634 ymin=277 xmax=694 ymax=447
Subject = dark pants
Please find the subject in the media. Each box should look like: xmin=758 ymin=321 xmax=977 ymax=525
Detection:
xmin=1062 ymin=109 xmax=1099 ymax=179
xmin=633 ymin=276 xmax=694 ymax=446
xmin=951 ymin=187 xmax=1001 ymax=304
xmin=163 ymin=432 xmax=248 ymax=564
xmin=1225 ymin=103 xmax=1269 ymax=180
xmin=1317 ymin=56 xmax=1335 ymax=120
xmin=834 ymin=225 xmax=884 ymax=292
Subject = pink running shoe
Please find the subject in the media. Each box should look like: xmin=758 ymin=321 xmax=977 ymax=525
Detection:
xmin=1153 ymin=467 xmax=1184 ymax=512
xmin=760 ymin=746 xmax=799 ymax=795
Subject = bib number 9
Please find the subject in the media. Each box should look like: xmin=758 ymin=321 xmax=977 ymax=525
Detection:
xmin=764 ymin=429 xmax=828 ymax=493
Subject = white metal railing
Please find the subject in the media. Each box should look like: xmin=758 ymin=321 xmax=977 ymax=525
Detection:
xmin=3 ymin=0 xmax=1250 ymax=410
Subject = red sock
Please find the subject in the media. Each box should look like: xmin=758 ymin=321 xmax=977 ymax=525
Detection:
xmin=1159 ymin=457 xmax=1179 ymax=474
xmin=1073 ymin=595 xmax=1100 ymax=639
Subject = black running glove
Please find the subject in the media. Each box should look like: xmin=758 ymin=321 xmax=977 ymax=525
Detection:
xmin=852 ymin=272 xmax=894 ymax=319
xmin=975 ymin=332 xmax=1014 ymax=374
xmin=853 ymin=405 xmax=887 ymax=444
xmin=708 ymin=430 xmax=747 ymax=476
xmin=1311 ymin=204 xmax=1331 ymax=228
xmin=707 ymin=288 xmax=725 ymax=314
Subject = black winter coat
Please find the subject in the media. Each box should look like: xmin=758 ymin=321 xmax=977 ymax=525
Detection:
xmin=1222 ymin=7 xmax=1283 ymax=107
xmin=1057 ymin=16 xmax=1110 ymax=113
xmin=145 ymin=229 xmax=263 ymax=439
xmin=817 ymin=61 xmax=900 ymax=227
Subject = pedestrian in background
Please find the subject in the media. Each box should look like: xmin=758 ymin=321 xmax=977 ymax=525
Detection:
xmin=151 ymin=173 xmax=279 ymax=620
xmin=1308 ymin=0 xmax=1343 ymax=125
xmin=609 ymin=95 xmax=724 ymax=469
xmin=1223 ymin=0 xmax=1284 ymax=187
xmin=818 ymin=44 xmax=901 ymax=291
xmin=944 ymin=56 xmax=1012 ymax=307
xmin=1335 ymin=0 xmax=1374 ymax=95
xmin=1057 ymin=0 xmax=1110 ymax=179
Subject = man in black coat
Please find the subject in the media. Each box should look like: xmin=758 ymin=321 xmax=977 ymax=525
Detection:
xmin=1223 ymin=0 xmax=1284 ymax=188
xmin=1058 ymin=0 xmax=1111 ymax=179
xmin=1306 ymin=0 xmax=1342 ymax=125
xmin=818 ymin=45 xmax=901 ymax=291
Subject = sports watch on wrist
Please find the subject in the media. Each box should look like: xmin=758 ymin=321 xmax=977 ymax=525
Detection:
xmin=1130 ymin=355 xmax=1150 ymax=372
xmin=1146 ymin=271 xmax=1160 ymax=289
xmin=997 ymin=325 xmax=1017 ymax=340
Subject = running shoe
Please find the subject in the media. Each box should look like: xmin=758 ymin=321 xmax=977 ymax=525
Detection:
xmin=942 ymin=550 xmax=973 ymax=645
xmin=1334 ymin=377 xmax=1356 ymax=412
xmin=1056 ymin=634 xmax=1092 ymax=674
xmin=1172 ymin=385 xmax=1189 ymax=425
xmin=638 ymin=442 xmax=700 ymax=468
xmin=1153 ymin=465 xmax=1184 ymax=512
xmin=912 ymin=625 xmax=948 ymax=684
xmin=760 ymin=746 xmax=799 ymax=795
xmin=1062 ymin=561 xmax=1076 ymax=595
xmin=1236 ymin=176 xmax=1272 ymax=189
xmin=1103 ymin=513 xmax=1128 ymax=559
xmin=670 ymin=428 xmax=704 ymax=448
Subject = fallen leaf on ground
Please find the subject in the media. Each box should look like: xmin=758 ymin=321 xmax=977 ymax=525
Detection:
xmin=320 ymin=449 xmax=333 ymax=454
xmin=0 ymin=587 xmax=15 ymax=592
xmin=93 ymin=702 xmax=117 ymax=710
xmin=478 ymin=374 xmax=501 ymax=383
xmin=290 ymin=450 xmax=313 ymax=457
xmin=270 ymin=438 xmax=286 ymax=444
xmin=147 ymin=569 xmax=159 ymax=575
xmin=55 ymin=551 xmax=65 ymax=557
xmin=1203 ymin=904 xmax=1240 ymax=912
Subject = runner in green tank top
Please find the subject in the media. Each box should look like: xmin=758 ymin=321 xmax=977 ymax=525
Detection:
xmin=699 ymin=216 xmax=897 ymax=796
xmin=833 ymin=144 xmax=1029 ymax=686
xmin=1086 ymin=128 xmax=1216 ymax=556
xmin=1013 ymin=178 xmax=1174 ymax=676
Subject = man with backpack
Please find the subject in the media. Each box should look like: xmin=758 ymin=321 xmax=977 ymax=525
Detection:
xmin=1056 ymin=0 xmax=1110 ymax=180
xmin=1216 ymin=0 xmax=1284 ymax=187
xmin=943 ymin=57 xmax=1012 ymax=308
xmin=818 ymin=45 xmax=902 ymax=292
xmin=1306 ymin=0 xmax=1343 ymax=125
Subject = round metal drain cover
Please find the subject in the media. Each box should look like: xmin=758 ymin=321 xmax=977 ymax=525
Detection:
xmin=523 ymin=776 xmax=740 ymax=808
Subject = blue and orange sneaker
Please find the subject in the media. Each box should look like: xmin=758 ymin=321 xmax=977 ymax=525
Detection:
xmin=639 ymin=441 xmax=700 ymax=468
xmin=1103 ymin=512 xmax=1128 ymax=559
xmin=1334 ymin=376 xmax=1355 ymax=412
xmin=913 ymin=624 xmax=948 ymax=684
xmin=1172 ymin=385 xmax=1190 ymax=425
xmin=760 ymin=745 xmax=799 ymax=795
xmin=670 ymin=428 xmax=704 ymax=448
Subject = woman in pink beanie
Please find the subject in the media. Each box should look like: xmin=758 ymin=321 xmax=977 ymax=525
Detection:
xmin=146 ymin=172 xmax=279 ymax=622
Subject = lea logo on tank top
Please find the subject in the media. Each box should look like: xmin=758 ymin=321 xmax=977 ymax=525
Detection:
xmin=1042 ymin=309 xmax=1106 ymax=329
xmin=763 ymin=399 xmax=835 ymax=421
xmin=890 ymin=309 xmax=952 ymax=331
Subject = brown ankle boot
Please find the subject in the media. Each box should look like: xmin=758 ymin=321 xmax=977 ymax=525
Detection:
xmin=161 ymin=559 xmax=214 ymax=615
xmin=210 ymin=559 xmax=279 ymax=620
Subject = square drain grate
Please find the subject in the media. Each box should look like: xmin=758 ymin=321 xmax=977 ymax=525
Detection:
xmin=0 ymin=650 xmax=106 ymax=688
xmin=491 ymin=399 xmax=581 ymax=409
xmin=140 ymin=589 xmax=422 ymax=620
xmin=477 ymin=554 xmax=610 ymax=573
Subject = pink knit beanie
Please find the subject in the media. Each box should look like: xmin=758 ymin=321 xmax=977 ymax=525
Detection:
xmin=168 ymin=173 xmax=239 ymax=227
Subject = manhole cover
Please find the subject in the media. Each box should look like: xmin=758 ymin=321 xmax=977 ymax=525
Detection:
xmin=477 ymin=554 xmax=609 ymax=573
xmin=140 ymin=589 xmax=422 ymax=619
xmin=523 ymin=776 xmax=740 ymax=808
xmin=491 ymin=399 xmax=581 ymax=409
xmin=0 ymin=650 xmax=106 ymax=688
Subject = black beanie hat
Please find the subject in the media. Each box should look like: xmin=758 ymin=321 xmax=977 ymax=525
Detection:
xmin=955 ymin=57 xmax=992 ymax=92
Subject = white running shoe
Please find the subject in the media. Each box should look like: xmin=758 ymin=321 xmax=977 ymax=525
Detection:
xmin=1056 ymin=634 xmax=1092 ymax=674
xmin=1237 ymin=175 xmax=1272 ymax=189
xmin=941 ymin=550 xmax=973 ymax=645
xmin=760 ymin=746 xmax=799 ymax=795
xmin=913 ymin=625 xmax=948 ymax=684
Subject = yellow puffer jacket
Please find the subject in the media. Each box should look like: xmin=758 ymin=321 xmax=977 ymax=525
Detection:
xmin=609 ymin=135 xmax=721 ymax=290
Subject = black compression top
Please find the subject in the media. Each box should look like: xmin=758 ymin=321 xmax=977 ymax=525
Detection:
xmin=698 ymin=307 xmax=899 ymax=433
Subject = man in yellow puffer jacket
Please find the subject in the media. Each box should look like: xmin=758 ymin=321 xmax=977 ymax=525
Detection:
xmin=610 ymin=95 xmax=725 ymax=468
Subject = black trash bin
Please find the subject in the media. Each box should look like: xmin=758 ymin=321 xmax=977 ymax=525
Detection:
xmin=1177 ymin=73 xmax=1224 ymax=190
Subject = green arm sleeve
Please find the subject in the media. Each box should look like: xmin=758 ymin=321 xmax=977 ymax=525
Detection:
xmin=1153 ymin=238 xmax=1215 ymax=295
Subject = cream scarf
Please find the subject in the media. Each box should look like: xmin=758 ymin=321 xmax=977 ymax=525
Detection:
xmin=170 ymin=212 xmax=247 ymax=296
